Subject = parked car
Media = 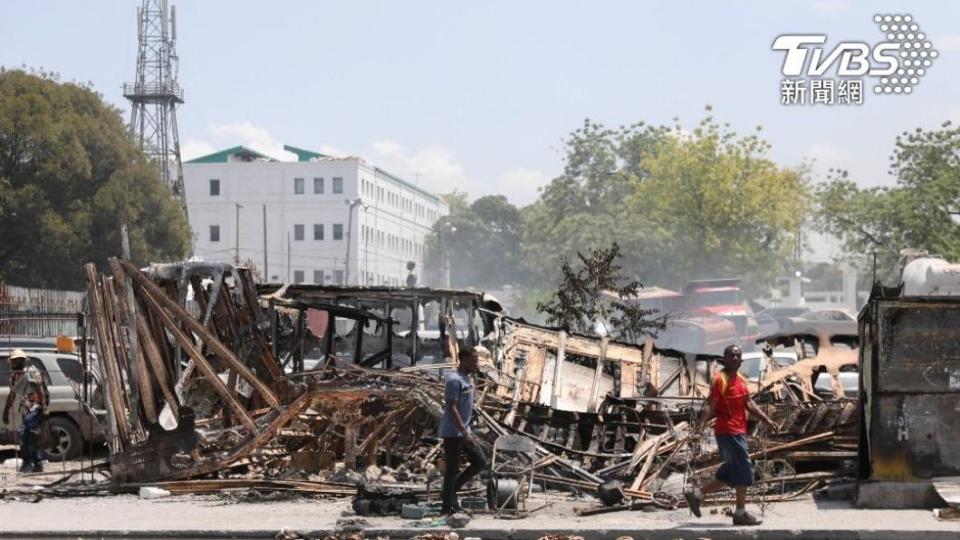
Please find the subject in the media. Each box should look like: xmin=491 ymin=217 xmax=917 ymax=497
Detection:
xmin=754 ymin=314 xmax=780 ymax=339
xmin=813 ymin=370 xmax=859 ymax=400
xmin=740 ymin=350 xmax=799 ymax=392
xmin=0 ymin=336 xmax=86 ymax=354
xmin=0 ymin=350 xmax=105 ymax=460
xmin=754 ymin=307 xmax=810 ymax=335
xmin=782 ymin=308 xmax=858 ymax=336
xmin=653 ymin=315 xmax=740 ymax=357
xmin=797 ymin=309 xmax=857 ymax=322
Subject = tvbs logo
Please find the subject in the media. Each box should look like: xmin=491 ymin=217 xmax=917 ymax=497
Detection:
xmin=773 ymin=14 xmax=937 ymax=103
xmin=772 ymin=35 xmax=899 ymax=77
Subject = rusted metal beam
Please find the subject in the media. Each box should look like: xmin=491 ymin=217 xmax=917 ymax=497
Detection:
xmin=166 ymin=390 xmax=315 ymax=480
xmin=119 ymin=258 xmax=279 ymax=408
xmin=135 ymin=313 xmax=180 ymax=418
xmin=137 ymin=282 xmax=259 ymax=434
xmin=83 ymin=264 xmax=132 ymax=447
xmin=108 ymin=259 xmax=157 ymax=425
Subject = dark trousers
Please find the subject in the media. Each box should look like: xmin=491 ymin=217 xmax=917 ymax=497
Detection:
xmin=441 ymin=436 xmax=487 ymax=512
xmin=19 ymin=427 xmax=42 ymax=471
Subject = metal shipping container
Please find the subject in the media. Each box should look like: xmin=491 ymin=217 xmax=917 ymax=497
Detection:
xmin=860 ymin=289 xmax=960 ymax=483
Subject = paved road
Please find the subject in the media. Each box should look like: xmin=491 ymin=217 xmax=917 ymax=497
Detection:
xmin=0 ymin=458 xmax=956 ymax=539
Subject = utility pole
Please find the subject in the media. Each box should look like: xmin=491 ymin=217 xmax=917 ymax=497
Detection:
xmin=234 ymin=203 xmax=243 ymax=265
xmin=363 ymin=206 xmax=370 ymax=285
xmin=344 ymin=198 xmax=364 ymax=285
xmin=262 ymin=204 xmax=268 ymax=279
xmin=124 ymin=0 xmax=187 ymax=216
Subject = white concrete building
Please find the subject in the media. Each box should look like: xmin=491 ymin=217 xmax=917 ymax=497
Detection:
xmin=183 ymin=144 xmax=447 ymax=286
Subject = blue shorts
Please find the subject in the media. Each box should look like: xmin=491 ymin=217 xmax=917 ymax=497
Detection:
xmin=715 ymin=434 xmax=753 ymax=487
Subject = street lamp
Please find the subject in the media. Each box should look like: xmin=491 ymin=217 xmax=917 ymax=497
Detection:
xmin=234 ymin=203 xmax=244 ymax=265
xmin=437 ymin=220 xmax=457 ymax=288
xmin=344 ymin=198 xmax=364 ymax=285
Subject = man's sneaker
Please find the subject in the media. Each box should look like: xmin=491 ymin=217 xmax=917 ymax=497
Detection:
xmin=683 ymin=486 xmax=703 ymax=518
xmin=732 ymin=510 xmax=763 ymax=526
xmin=32 ymin=463 xmax=43 ymax=473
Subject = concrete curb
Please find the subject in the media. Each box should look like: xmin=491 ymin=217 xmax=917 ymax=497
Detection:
xmin=0 ymin=528 xmax=957 ymax=540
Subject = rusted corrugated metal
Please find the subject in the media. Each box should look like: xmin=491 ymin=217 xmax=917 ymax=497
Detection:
xmin=0 ymin=283 xmax=84 ymax=336
xmin=860 ymin=290 xmax=960 ymax=481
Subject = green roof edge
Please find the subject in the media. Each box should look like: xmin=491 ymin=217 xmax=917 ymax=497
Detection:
xmin=185 ymin=145 xmax=277 ymax=163
xmin=283 ymin=144 xmax=330 ymax=162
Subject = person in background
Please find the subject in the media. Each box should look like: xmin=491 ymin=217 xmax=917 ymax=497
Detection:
xmin=3 ymin=349 xmax=49 ymax=473
xmin=18 ymin=391 xmax=44 ymax=473
xmin=438 ymin=348 xmax=487 ymax=515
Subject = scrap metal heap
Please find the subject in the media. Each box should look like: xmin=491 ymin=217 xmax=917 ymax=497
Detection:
xmin=83 ymin=259 xmax=859 ymax=512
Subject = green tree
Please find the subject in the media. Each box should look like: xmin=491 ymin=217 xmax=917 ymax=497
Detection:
xmin=0 ymin=69 xmax=191 ymax=289
xmin=629 ymin=114 xmax=808 ymax=295
xmin=424 ymin=192 xmax=524 ymax=288
xmin=522 ymin=119 xmax=669 ymax=285
xmin=523 ymin=110 xmax=807 ymax=296
xmin=814 ymin=122 xmax=960 ymax=280
xmin=536 ymin=243 xmax=661 ymax=342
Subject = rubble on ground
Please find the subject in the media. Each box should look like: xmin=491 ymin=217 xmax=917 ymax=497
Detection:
xmin=76 ymin=259 xmax=858 ymax=516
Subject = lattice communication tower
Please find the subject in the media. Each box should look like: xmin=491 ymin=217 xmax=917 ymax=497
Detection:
xmin=124 ymin=0 xmax=187 ymax=215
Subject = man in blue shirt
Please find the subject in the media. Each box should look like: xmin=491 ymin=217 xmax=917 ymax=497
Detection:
xmin=439 ymin=348 xmax=486 ymax=515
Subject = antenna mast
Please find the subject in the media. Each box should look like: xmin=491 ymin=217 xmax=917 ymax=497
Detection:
xmin=124 ymin=0 xmax=187 ymax=217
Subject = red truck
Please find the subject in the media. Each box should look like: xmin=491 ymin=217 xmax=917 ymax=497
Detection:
xmin=682 ymin=278 xmax=758 ymax=347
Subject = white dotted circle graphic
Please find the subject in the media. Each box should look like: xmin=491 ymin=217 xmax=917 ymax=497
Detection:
xmin=872 ymin=14 xmax=936 ymax=97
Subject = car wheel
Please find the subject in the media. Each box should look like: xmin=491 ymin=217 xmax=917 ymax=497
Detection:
xmin=42 ymin=416 xmax=82 ymax=461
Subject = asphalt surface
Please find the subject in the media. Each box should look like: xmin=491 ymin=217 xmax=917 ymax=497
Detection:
xmin=0 ymin=456 xmax=956 ymax=539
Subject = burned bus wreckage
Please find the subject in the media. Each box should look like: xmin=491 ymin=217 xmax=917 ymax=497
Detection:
xmin=82 ymin=259 xmax=858 ymax=514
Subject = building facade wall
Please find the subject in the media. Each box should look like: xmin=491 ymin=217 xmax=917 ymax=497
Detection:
xmin=183 ymin=157 xmax=446 ymax=286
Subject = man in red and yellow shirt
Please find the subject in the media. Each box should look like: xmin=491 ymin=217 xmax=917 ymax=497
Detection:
xmin=685 ymin=344 xmax=778 ymax=526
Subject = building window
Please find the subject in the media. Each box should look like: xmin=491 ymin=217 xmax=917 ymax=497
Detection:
xmin=313 ymin=223 xmax=324 ymax=240
xmin=294 ymin=177 xmax=305 ymax=194
xmin=294 ymin=224 xmax=304 ymax=241
xmin=333 ymin=223 xmax=344 ymax=240
xmin=209 ymin=179 xmax=220 ymax=196
xmin=314 ymin=177 xmax=324 ymax=194
xmin=313 ymin=270 xmax=323 ymax=284
xmin=294 ymin=270 xmax=304 ymax=284
xmin=333 ymin=177 xmax=344 ymax=194
xmin=210 ymin=225 xmax=220 ymax=242
xmin=335 ymin=270 xmax=345 ymax=285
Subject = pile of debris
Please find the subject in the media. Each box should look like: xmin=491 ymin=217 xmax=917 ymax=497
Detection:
xmin=79 ymin=258 xmax=859 ymax=516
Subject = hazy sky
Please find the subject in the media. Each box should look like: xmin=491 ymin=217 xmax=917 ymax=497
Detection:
xmin=4 ymin=1 xmax=960 ymax=257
